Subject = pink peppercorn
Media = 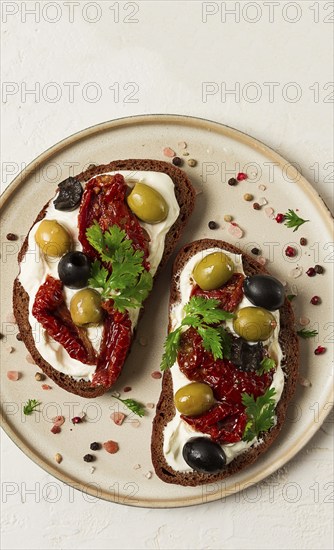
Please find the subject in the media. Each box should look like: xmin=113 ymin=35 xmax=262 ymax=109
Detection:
xmin=306 ymin=267 xmax=316 ymax=277
xmin=71 ymin=416 xmax=82 ymax=424
xmin=314 ymin=346 xmax=326 ymax=355
xmin=237 ymin=172 xmax=248 ymax=181
xmin=310 ymin=296 xmax=321 ymax=305
xmin=275 ymin=213 xmax=285 ymax=223
xmin=285 ymin=246 xmax=296 ymax=257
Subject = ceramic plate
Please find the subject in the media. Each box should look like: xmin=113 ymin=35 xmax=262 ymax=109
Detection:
xmin=1 ymin=115 xmax=333 ymax=508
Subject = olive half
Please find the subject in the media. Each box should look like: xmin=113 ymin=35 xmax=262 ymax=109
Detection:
xmin=127 ymin=183 xmax=168 ymax=224
xmin=193 ymin=252 xmax=234 ymax=291
xmin=35 ymin=220 xmax=71 ymax=258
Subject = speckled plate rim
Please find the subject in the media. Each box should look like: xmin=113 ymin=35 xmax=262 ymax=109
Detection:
xmin=1 ymin=113 xmax=333 ymax=508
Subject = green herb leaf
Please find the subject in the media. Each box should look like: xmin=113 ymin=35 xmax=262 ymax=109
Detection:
xmin=113 ymin=395 xmax=145 ymax=417
xmin=86 ymin=223 xmax=153 ymax=312
xmin=23 ymin=399 xmax=41 ymax=416
xmin=242 ymin=388 xmax=276 ymax=442
xmin=257 ymin=357 xmax=276 ymax=376
xmin=297 ymin=328 xmax=319 ymax=339
xmin=287 ymin=294 xmax=297 ymax=302
xmin=160 ymin=296 xmax=233 ymax=370
xmin=284 ymin=209 xmax=309 ymax=232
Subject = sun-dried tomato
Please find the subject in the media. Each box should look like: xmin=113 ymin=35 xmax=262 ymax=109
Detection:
xmin=78 ymin=173 xmax=150 ymax=268
xmin=92 ymin=308 xmax=132 ymax=387
xmin=191 ymin=273 xmax=245 ymax=312
xmin=178 ymin=325 xmax=273 ymax=444
xmin=32 ymin=275 xmax=96 ymax=365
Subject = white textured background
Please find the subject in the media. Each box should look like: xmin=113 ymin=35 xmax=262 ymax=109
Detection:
xmin=1 ymin=1 xmax=333 ymax=549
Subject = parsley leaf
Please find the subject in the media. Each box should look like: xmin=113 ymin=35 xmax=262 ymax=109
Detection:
xmin=160 ymin=296 xmax=233 ymax=371
xmin=86 ymin=223 xmax=153 ymax=312
xmin=113 ymin=395 xmax=145 ymax=417
xmin=287 ymin=294 xmax=297 ymax=302
xmin=257 ymin=357 xmax=276 ymax=376
xmin=284 ymin=209 xmax=309 ymax=232
xmin=23 ymin=399 xmax=41 ymax=416
xmin=297 ymin=328 xmax=318 ymax=339
xmin=242 ymin=388 xmax=276 ymax=442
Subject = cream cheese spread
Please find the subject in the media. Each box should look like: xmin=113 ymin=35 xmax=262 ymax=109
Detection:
xmin=18 ymin=170 xmax=180 ymax=381
xmin=163 ymin=248 xmax=285 ymax=470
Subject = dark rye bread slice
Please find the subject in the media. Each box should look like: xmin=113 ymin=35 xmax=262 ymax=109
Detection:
xmin=13 ymin=160 xmax=195 ymax=398
xmin=151 ymin=239 xmax=299 ymax=486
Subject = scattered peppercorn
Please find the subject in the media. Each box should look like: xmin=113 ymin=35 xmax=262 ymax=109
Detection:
xmin=300 ymin=237 xmax=307 ymax=246
xmin=314 ymin=346 xmax=326 ymax=355
xmin=251 ymin=248 xmax=260 ymax=255
xmin=275 ymin=213 xmax=285 ymax=223
xmin=35 ymin=372 xmax=46 ymax=382
xmin=172 ymin=156 xmax=182 ymax=167
xmin=228 ymin=178 xmax=238 ymax=186
xmin=208 ymin=221 xmax=218 ymax=230
xmin=123 ymin=386 xmax=132 ymax=392
xmin=306 ymin=267 xmax=316 ymax=277
xmin=90 ymin=442 xmax=101 ymax=451
xmin=314 ymin=265 xmax=324 ymax=274
xmin=237 ymin=172 xmax=248 ymax=181
xmin=253 ymin=202 xmax=261 ymax=210
xmin=55 ymin=453 xmax=63 ymax=464
xmin=187 ymin=158 xmax=197 ymax=167
xmin=285 ymin=246 xmax=296 ymax=257
xmin=6 ymin=233 xmax=18 ymax=241
xmin=83 ymin=454 xmax=95 ymax=463
xmin=71 ymin=416 xmax=82 ymax=424
xmin=224 ymin=215 xmax=233 ymax=222
xmin=16 ymin=333 xmax=22 ymax=341
xmin=310 ymin=295 xmax=321 ymax=305
xmin=243 ymin=193 xmax=253 ymax=201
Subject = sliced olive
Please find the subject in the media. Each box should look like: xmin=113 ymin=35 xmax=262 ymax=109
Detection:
xmin=127 ymin=183 xmax=168 ymax=224
xmin=193 ymin=252 xmax=234 ymax=291
xmin=183 ymin=437 xmax=226 ymax=474
xmin=174 ymin=382 xmax=215 ymax=416
xmin=243 ymin=275 xmax=285 ymax=311
xmin=35 ymin=220 xmax=71 ymax=257
xmin=70 ymin=289 xmax=102 ymax=327
xmin=53 ymin=177 xmax=83 ymax=211
xmin=233 ymin=307 xmax=277 ymax=342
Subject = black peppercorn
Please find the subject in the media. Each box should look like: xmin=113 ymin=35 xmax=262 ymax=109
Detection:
xmin=208 ymin=221 xmax=218 ymax=230
xmin=172 ymin=156 xmax=182 ymax=167
xmin=6 ymin=233 xmax=18 ymax=241
xmin=300 ymin=237 xmax=307 ymax=246
xmin=251 ymin=248 xmax=260 ymax=255
xmin=83 ymin=454 xmax=95 ymax=463
xmin=314 ymin=265 xmax=324 ymax=274
xmin=90 ymin=442 xmax=101 ymax=451
xmin=228 ymin=178 xmax=238 ymax=186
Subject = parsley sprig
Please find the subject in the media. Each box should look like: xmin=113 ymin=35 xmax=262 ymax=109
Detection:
xmin=113 ymin=395 xmax=145 ymax=417
xmin=242 ymin=388 xmax=276 ymax=442
xmin=160 ymin=296 xmax=234 ymax=371
xmin=284 ymin=209 xmax=309 ymax=232
xmin=297 ymin=328 xmax=318 ymax=339
xmin=86 ymin=222 xmax=153 ymax=313
xmin=23 ymin=399 xmax=41 ymax=416
xmin=257 ymin=357 xmax=276 ymax=376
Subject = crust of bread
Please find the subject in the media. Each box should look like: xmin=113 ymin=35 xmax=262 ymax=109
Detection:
xmin=151 ymin=239 xmax=299 ymax=486
xmin=13 ymin=160 xmax=195 ymax=398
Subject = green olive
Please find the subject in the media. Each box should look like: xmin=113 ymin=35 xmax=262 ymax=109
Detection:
xmin=127 ymin=183 xmax=168 ymax=224
xmin=233 ymin=307 xmax=277 ymax=342
xmin=70 ymin=289 xmax=103 ymax=327
xmin=35 ymin=220 xmax=71 ymax=258
xmin=193 ymin=252 xmax=235 ymax=291
xmin=174 ymin=382 xmax=215 ymax=417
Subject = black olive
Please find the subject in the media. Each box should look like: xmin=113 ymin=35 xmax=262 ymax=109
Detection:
xmin=182 ymin=437 xmax=226 ymax=474
xmin=53 ymin=177 xmax=83 ymax=211
xmin=230 ymin=337 xmax=264 ymax=372
xmin=243 ymin=275 xmax=285 ymax=311
xmin=58 ymin=251 xmax=91 ymax=289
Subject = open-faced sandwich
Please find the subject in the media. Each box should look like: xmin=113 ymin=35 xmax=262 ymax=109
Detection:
xmin=13 ymin=160 xmax=195 ymax=397
xmin=152 ymin=239 xmax=299 ymax=485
